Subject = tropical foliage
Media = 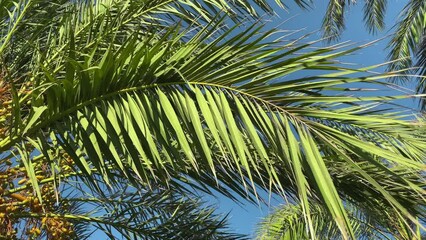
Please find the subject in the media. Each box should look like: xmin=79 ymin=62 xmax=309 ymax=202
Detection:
xmin=0 ymin=0 xmax=425 ymax=239
xmin=313 ymin=0 xmax=426 ymax=107
xmin=257 ymin=202 xmax=425 ymax=239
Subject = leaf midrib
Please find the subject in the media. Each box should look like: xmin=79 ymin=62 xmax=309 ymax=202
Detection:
xmin=0 ymin=81 xmax=291 ymax=151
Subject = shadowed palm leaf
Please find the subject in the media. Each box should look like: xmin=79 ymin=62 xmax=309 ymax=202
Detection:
xmin=256 ymin=202 xmax=424 ymax=239
xmin=295 ymin=0 xmax=426 ymax=108
xmin=0 ymin=0 xmax=425 ymax=239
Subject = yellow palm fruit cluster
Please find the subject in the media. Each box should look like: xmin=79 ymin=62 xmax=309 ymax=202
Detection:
xmin=42 ymin=216 xmax=75 ymax=240
xmin=0 ymin=153 xmax=76 ymax=239
xmin=0 ymin=76 xmax=32 ymax=140
xmin=0 ymin=79 xmax=12 ymax=140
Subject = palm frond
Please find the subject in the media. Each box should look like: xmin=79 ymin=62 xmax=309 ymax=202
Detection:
xmin=1 ymin=1 xmax=426 ymax=239
xmin=363 ymin=0 xmax=387 ymax=34
xmin=256 ymin=202 xmax=423 ymax=239
xmin=322 ymin=0 xmax=349 ymax=41
xmin=2 ymin=173 xmax=243 ymax=239
xmin=4 ymin=20 xmax=425 ymax=239
xmin=87 ymin=187 xmax=243 ymax=239
xmin=386 ymin=0 xmax=426 ymax=77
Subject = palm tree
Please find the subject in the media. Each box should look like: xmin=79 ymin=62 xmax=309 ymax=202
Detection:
xmin=0 ymin=0 xmax=425 ymax=239
xmin=310 ymin=0 xmax=426 ymax=108
xmin=257 ymin=202 xmax=425 ymax=239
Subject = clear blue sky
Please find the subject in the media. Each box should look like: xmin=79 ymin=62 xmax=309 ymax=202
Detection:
xmin=211 ymin=0 xmax=409 ymax=237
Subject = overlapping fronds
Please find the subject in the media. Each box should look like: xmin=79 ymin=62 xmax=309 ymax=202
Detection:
xmin=6 ymin=23 xmax=426 ymax=240
xmin=0 ymin=0 xmax=425 ymax=239
xmin=256 ymin=202 xmax=424 ymax=239
xmin=0 ymin=157 xmax=241 ymax=239
xmin=298 ymin=0 xmax=426 ymax=108
xmin=84 ymin=186 xmax=243 ymax=239
xmin=320 ymin=0 xmax=387 ymax=40
xmin=387 ymin=0 xmax=426 ymax=76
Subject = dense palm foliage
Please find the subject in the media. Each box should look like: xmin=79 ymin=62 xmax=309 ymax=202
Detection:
xmin=257 ymin=202 xmax=425 ymax=239
xmin=0 ymin=0 xmax=425 ymax=239
xmin=314 ymin=0 xmax=426 ymax=108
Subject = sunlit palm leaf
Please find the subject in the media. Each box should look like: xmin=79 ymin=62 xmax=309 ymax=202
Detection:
xmin=386 ymin=0 xmax=426 ymax=77
xmin=5 ymin=23 xmax=425 ymax=239
xmin=363 ymin=0 xmax=387 ymax=34
xmin=1 ymin=0 xmax=425 ymax=239
xmin=256 ymin=202 xmax=423 ymax=239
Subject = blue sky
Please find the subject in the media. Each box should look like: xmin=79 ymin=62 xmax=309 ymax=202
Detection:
xmin=212 ymin=0 xmax=410 ymax=237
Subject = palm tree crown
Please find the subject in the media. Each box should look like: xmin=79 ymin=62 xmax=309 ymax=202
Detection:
xmin=0 ymin=0 xmax=425 ymax=239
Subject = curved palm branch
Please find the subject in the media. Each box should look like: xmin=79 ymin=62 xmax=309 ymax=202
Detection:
xmin=80 ymin=186 xmax=242 ymax=239
xmin=322 ymin=0 xmax=347 ymax=41
xmin=293 ymin=0 xmax=426 ymax=108
xmin=386 ymin=0 xmax=426 ymax=75
xmin=0 ymin=156 xmax=242 ymax=239
xmin=363 ymin=0 xmax=387 ymax=34
xmin=0 ymin=0 xmax=425 ymax=239
xmin=256 ymin=202 xmax=424 ymax=239
xmin=314 ymin=0 xmax=388 ymax=41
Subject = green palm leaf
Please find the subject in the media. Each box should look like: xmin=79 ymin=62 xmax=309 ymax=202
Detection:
xmin=1 ymin=0 xmax=425 ymax=239
xmin=256 ymin=202 xmax=423 ymax=239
